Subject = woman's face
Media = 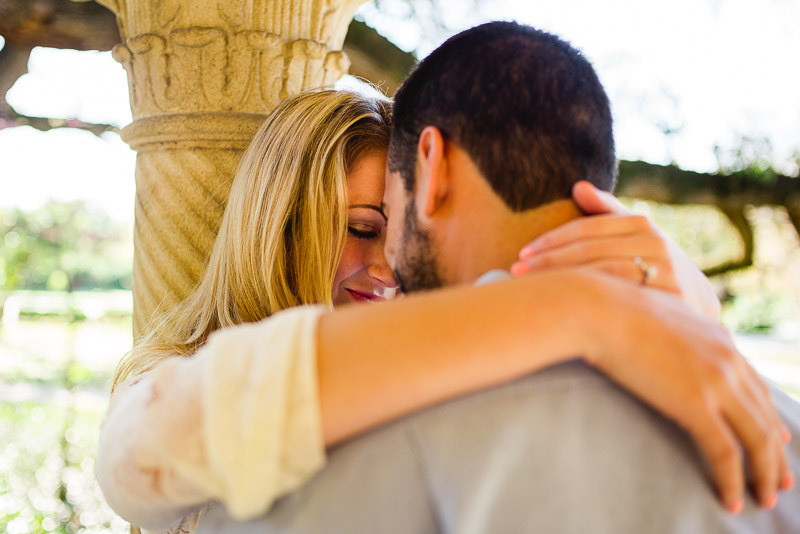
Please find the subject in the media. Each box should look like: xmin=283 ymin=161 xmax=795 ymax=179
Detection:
xmin=332 ymin=151 xmax=398 ymax=307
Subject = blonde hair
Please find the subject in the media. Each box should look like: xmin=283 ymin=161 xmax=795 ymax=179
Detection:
xmin=113 ymin=89 xmax=392 ymax=391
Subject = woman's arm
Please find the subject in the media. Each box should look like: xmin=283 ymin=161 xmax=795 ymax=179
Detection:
xmin=103 ymin=273 xmax=593 ymax=528
xmin=318 ymin=269 xmax=789 ymax=512
xmin=97 ymin=270 xmax=788 ymax=528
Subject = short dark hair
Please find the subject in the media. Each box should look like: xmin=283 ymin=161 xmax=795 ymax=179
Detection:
xmin=388 ymin=21 xmax=616 ymax=211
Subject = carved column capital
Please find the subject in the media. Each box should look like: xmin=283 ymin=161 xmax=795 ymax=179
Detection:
xmin=97 ymin=0 xmax=367 ymax=120
xmin=110 ymin=28 xmax=349 ymax=120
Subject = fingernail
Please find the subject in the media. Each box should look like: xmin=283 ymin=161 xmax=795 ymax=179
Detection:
xmin=519 ymin=246 xmax=535 ymax=260
xmin=782 ymin=425 xmax=791 ymax=444
xmin=510 ymin=262 xmax=530 ymax=276
xmin=726 ymin=498 xmax=744 ymax=515
xmin=781 ymin=472 xmax=795 ymax=491
xmin=762 ymin=494 xmax=778 ymax=510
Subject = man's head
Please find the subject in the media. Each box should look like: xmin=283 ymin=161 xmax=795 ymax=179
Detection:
xmin=384 ymin=21 xmax=617 ymax=292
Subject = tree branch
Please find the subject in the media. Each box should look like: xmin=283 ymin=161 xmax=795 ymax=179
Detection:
xmin=0 ymin=0 xmax=120 ymax=51
xmin=786 ymin=206 xmax=800 ymax=242
xmin=617 ymin=160 xmax=800 ymax=276
xmin=703 ymin=205 xmax=755 ymax=277
xmin=616 ymin=160 xmax=800 ymax=207
xmin=343 ymin=19 xmax=417 ymax=96
xmin=0 ymin=41 xmax=33 ymax=105
xmin=0 ymin=105 xmax=120 ymax=136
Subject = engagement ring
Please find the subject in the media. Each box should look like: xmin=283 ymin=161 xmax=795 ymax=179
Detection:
xmin=633 ymin=256 xmax=658 ymax=285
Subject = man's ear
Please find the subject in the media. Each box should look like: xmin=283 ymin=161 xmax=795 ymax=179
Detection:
xmin=415 ymin=126 xmax=449 ymax=217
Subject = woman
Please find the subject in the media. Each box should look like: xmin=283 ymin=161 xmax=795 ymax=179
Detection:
xmin=96 ymin=89 xmax=791 ymax=533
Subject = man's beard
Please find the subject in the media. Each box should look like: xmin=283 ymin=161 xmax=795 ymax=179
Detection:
xmin=393 ymin=196 xmax=444 ymax=294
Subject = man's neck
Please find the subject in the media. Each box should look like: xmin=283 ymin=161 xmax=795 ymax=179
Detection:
xmin=446 ymin=198 xmax=584 ymax=285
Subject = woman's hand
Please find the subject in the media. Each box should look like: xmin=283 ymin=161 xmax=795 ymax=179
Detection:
xmin=577 ymin=271 xmax=793 ymax=514
xmin=511 ymin=181 xmax=721 ymax=321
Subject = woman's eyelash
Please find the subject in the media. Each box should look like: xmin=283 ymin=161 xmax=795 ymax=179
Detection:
xmin=348 ymin=227 xmax=378 ymax=240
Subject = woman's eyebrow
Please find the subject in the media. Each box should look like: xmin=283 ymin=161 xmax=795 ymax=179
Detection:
xmin=349 ymin=203 xmax=387 ymax=221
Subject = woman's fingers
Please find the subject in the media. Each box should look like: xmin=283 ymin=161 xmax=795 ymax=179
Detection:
xmin=572 ymin=180 xmax=631 ymax=216
xmin=519 ymin=214 xmax=654 ymax=259
xmin=778 ymin=437 xmax=794 ymax=491
xmin=512 ymin=235 xmax=680 ymax=293
xmin=537 ymin=181 xmax=722 ymax=320
xmin=722 ymin=381 xmax=780 ymax=509
xmin=596 ymin=284 xmax=793 ymax=512
xmin=520 ymin=235 xmax=667 ymax=265
xmin=513 ymin=257 xmax=676 ymax=293
xmin=688 ymin=411 xmax=745 ymax=513
xmin=697 ymin=345 xmax=792 ymax=510
xmin=515 ymin=206 xmax=722 ymax=321
xmin=737 ymin=361 xmax=794 ymax=500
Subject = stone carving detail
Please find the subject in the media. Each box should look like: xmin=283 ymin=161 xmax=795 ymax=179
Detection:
xmin=131 ymin=147 xmax=239 ymax=334
xmin=97 ymin=0 xmax=367 ymax=46
xmin=112 ymin=29 xmax=350 ymax=119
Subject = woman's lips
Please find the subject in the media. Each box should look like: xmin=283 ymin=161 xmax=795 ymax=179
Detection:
xmin=345 ymin=288 xmax=380 ymax=302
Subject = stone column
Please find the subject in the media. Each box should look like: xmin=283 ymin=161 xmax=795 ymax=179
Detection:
xmin=95 ymin=0 xmax=367 ymax=336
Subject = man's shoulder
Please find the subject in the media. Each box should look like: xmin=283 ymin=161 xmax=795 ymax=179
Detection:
xmin=408 ymin=360 xmax=642 ymax=430
xmin=403 ymin=361 xmax=800 ymax=534
xmin=405 ymin=359 xmax=692 ymax=469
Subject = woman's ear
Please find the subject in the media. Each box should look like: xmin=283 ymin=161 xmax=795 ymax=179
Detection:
xmin=415 ymin=126 xmax=449 ymax=218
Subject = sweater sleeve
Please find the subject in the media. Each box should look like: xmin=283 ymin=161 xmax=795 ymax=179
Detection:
xmin=96 ymin=305 xmax=327 ymax=529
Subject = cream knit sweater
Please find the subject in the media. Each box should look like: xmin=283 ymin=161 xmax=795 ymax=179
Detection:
xmin=96 ymin=306 xmax=327 ymax=533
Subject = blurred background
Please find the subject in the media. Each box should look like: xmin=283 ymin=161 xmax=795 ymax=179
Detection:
xmin=1 ymin=0 xmax=799 ymax=532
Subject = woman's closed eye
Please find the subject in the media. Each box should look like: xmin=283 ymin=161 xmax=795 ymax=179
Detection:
xmin=348 ymin=226 xmax=379 ymax=240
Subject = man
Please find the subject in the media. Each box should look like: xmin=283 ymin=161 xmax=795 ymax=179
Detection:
xmin=199 ymin=21 xmax=800 ymax=533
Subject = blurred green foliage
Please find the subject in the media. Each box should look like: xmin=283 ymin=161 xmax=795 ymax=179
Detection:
xmin=1 ymin=312 xmax=132 ymax=534
xmin=0 ymin=201 xmax=132 ymax=292
xmin=0 ymin=402 xmax=127 ymax=534
xmin=0 ymin=200 xmax=133 ymax=532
